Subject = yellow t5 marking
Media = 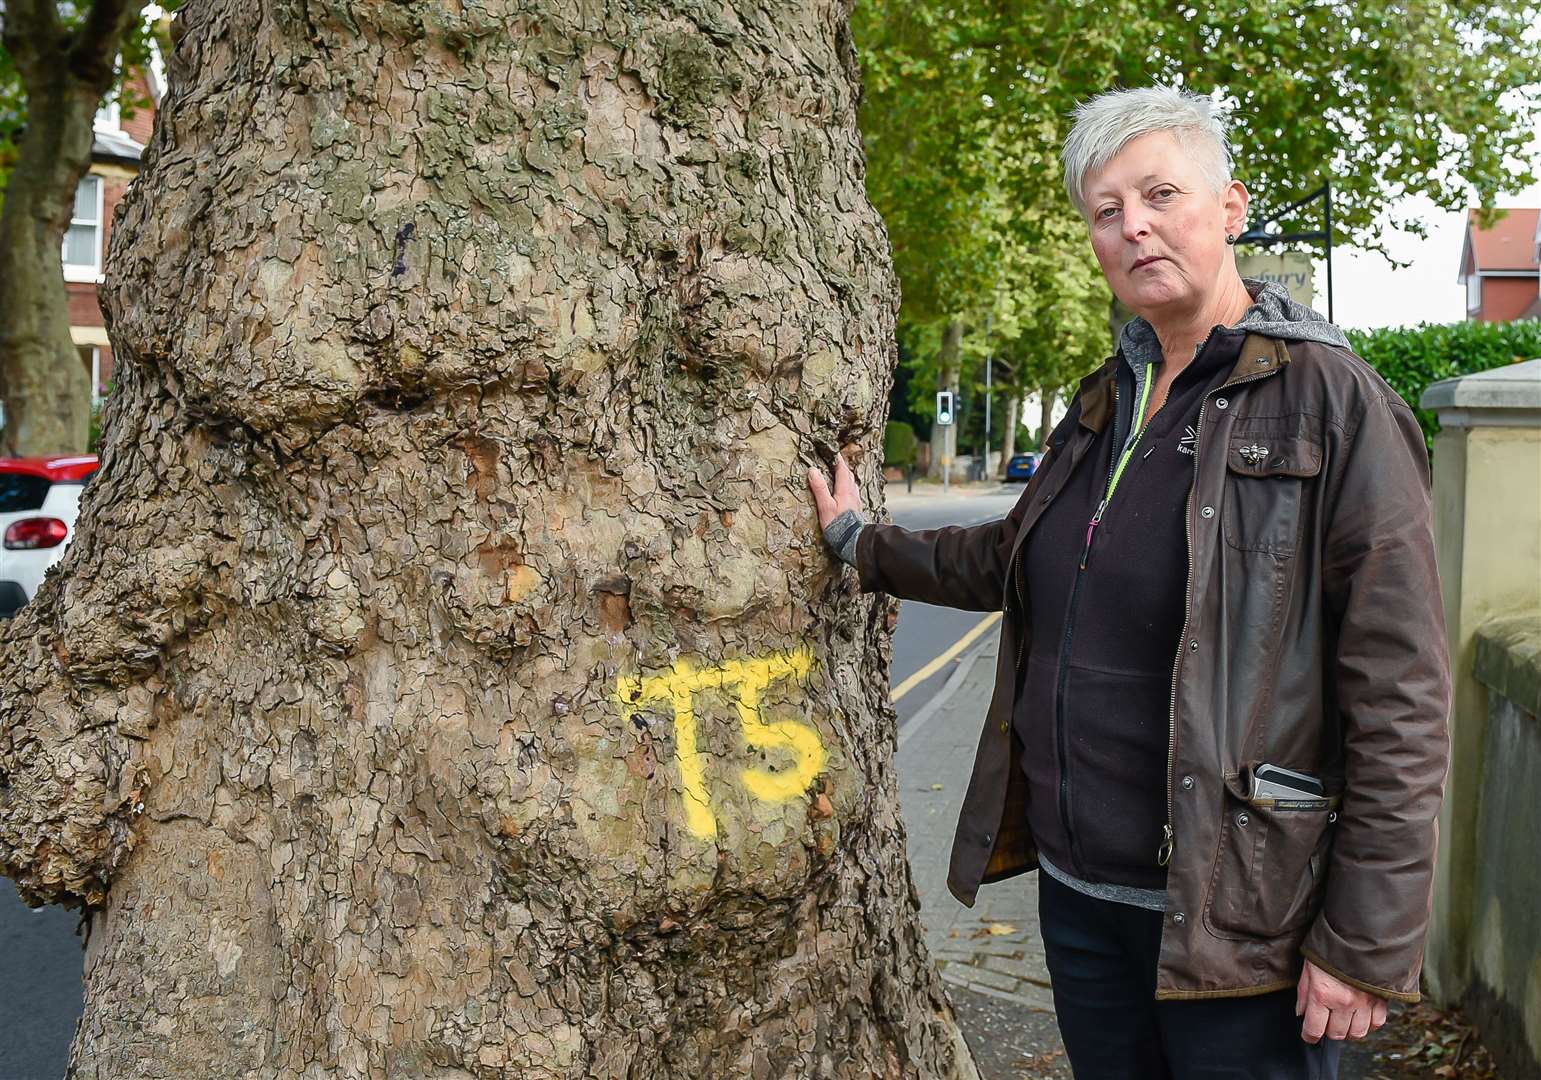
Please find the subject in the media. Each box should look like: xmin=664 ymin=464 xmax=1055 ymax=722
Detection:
xmin=616 ymin=645 xmax=825 ymax=839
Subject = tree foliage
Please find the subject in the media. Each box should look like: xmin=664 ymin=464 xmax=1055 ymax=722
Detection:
xmin=883 ymin=420 xmax=918 ymax=467
xmin=853 ymin=0 xmax=1541 ymax=435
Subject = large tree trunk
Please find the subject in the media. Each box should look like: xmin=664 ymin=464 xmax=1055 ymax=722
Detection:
xmin=0 ymin=1 xmax=978 ymax=1077
xmin=995 ymin=393 xmax=1018 ymax=479
xmin=925 ymin=318 xmax=963 ymax=480
xmin=0 ymin=21 xmax=108 ymax=454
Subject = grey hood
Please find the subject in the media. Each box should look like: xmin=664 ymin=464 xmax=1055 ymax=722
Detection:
xmin=1111 ymin=278 xmax=1350 ymax=466
xmin=1230 ymin=277 xmax=1350 ymax=349
xmin=1120 ymin=278 xmax=1350 ymax=370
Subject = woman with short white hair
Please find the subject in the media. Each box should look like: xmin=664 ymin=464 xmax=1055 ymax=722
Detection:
xmin=812 ymin=85 xmax=1450 ymax=1078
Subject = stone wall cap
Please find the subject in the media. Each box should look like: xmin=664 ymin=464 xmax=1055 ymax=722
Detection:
xmin=1474 ymin=614 xmax=1541 ymax=719
xmin=1420 ymin=356 xmax=1541 ymax=411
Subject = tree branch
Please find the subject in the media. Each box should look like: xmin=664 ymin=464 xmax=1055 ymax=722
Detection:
xmin=67 ymin=0 xmax=144 ymax=91
xmin=0 ymin=0 xmax=63 ymax=75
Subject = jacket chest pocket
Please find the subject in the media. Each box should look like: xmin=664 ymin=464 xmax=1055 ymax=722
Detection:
xmin=1222 ymin=434 xmax=1322 ymax=555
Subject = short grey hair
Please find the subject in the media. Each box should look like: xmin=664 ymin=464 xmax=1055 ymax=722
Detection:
xmin=1061 ymin=86 xmax=1235 ymax=217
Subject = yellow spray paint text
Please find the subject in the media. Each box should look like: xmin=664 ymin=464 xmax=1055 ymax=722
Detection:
xmin=615 ymin=645 xmax=826 ymax=840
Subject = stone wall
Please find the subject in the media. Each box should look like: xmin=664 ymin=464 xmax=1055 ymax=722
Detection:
xmin=1467 ymin=616 xmax=1541 ymax=1080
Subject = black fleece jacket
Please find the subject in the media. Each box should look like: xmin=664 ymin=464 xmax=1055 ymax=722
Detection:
xmin=1013 ymin=329 xmax=1245 ymax=889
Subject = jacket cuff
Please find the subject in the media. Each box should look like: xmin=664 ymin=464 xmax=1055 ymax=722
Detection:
xmin=1298 ymin=945 xmax=1420 ymax=1005
xmin=823 ymin=509 xmax=866 ymax=566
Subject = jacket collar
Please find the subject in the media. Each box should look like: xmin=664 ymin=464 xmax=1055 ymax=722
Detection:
xmin=1076 ymin=356 xmax=1119 ymax=433
xmin=1076 ymin=334 xmax=1291 ymax=434
xmin=1227 ymin=334 xmax=1292 ymax=384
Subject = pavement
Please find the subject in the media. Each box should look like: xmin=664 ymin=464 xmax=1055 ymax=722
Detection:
xmin=896 ymin=630 xmax=1074 ymax=1078
xmin=884 ymin=478 xmax=1022 ymax=510
xmin=896 ymin=633 xmax=1054 ymax=1014
xmin=0 ymin=883 xmax=84 ymax=1078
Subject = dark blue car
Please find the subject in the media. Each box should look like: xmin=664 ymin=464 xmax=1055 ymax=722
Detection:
xmin=1004 ymin=452 xmax=1040 ymax=482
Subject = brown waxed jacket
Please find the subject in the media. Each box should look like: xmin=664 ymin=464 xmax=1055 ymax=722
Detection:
xmin=856 ymin=334 xmax=1451 ymax=1002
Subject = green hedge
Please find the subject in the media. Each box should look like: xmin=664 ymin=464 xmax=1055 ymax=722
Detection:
xmin=883 ymin=421 xmax=917 ymax=468
xmin=1346 ymin=319 xmax=1541 ymax=448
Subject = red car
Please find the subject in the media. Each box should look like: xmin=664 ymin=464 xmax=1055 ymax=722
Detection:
xmin=0 ymin=454 xmax=99 ymax=617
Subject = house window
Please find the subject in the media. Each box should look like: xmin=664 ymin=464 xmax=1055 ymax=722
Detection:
xmin=94 ymin=95 xmax=121 ymax=133
xmin=62 ymin=175 xmax=103 ymax=282
xmin=1466 ymin=272 xmax=1482 ymax=315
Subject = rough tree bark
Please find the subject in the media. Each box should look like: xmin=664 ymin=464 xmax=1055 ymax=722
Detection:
xmin=0 ymin=0 xmax=140 ymax=455
xmin=0 ymin=1 xmax=980 ymax=1077
xmin=924 ymin=318 xmax=962 ymax=480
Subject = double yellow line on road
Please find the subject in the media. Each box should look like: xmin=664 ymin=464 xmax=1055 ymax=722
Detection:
xmin=890 ymin=611 xmax=1002 ymax=704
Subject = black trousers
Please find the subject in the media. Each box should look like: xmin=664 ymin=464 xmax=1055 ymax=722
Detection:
xmin=1038 ymin=872 xmax=1344 ymax=1080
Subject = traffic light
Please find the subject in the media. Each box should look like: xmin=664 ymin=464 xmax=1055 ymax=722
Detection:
xmin=935 ymin=390 xmax=954 ymax=426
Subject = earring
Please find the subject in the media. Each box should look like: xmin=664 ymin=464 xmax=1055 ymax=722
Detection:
xmin=1225 ymin=233 xmax=1237 ymax=245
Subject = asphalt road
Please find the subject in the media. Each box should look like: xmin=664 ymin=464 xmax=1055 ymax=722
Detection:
xmin=0 ymin=483 xmax=1028 ymax=1077
xmin=0 ymin=883 xmax=83 ymax=1079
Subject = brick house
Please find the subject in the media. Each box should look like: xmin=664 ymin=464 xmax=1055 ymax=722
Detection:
xmin=66 ymin=58 xmax=163 ymax=405
xmin=1456 ymin=207 xmax=1541 ymax=322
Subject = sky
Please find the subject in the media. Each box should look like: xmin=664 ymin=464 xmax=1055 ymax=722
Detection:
xmin=1310 ymin=118 xmax=1541 ymax=331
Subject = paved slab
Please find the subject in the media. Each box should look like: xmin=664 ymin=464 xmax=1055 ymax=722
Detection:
xmin=946 ymin=984 xmax=1073 ymax=1080
xmin=883 ymin=480 xmax=1023 ymax=511
xmin=896 ymin=631 xmax=1058 ymax=1022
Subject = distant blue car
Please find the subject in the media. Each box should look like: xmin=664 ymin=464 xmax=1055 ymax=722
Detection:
xmin=1004 ymin=453 xmax=1040 ymax=482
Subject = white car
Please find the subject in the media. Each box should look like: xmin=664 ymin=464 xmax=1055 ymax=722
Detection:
xmin=0 ymin=454 xmax=98 ymax=617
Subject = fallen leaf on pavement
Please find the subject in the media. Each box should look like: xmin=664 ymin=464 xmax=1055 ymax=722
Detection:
xmin=968 ymin=922 xmax=1018 ymax=939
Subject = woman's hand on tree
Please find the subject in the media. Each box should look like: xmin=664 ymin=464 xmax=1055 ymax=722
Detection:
xmin=807 ymin=451 xmax=863 ymax=530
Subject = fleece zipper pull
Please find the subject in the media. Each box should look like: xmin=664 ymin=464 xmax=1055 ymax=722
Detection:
xmin=1079 ymin=499 xmax=1109 ymax=571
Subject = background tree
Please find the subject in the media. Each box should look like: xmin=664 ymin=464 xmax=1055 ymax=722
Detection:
xmin=856 ymin=5 xmax=1014 ymax=477
xmin=0 ymin=1 xmax=173 ymax=455
xmin=854 ymin=0 xmax=1541 ymax=449
xmin=0 ymin=0 xmax=980 ymax=1075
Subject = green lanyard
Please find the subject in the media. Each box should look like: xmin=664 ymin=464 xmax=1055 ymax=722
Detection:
xmin=1080 ymin=364 xmax=1156 ymax=570
xmin=1104 ymin=363 xmax=1157 ymax=505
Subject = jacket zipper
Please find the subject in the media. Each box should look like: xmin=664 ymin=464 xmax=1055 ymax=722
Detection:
xmin=1053 ymin=365 xmax=1161 ymax=878
xmin=1159 ymin=350 xmax=1282 ymax=868
xmin=1055 ymin=559 xmax=1095 ymax=876
xmin=1015 ymin=547 xmax=1029 ymax=671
